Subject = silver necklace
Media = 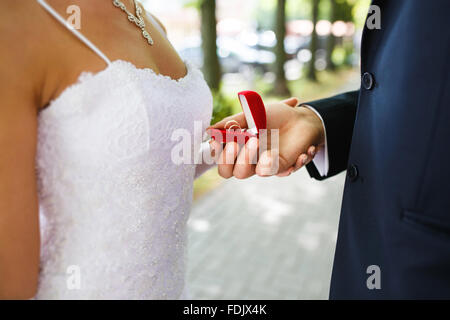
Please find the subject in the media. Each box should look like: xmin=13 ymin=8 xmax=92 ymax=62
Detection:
xmin=112 ymin=0 xmax=154 ymax=46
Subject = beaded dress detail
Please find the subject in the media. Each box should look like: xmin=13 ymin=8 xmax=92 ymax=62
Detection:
xmin=35 ymin=0 xmax=212 ymax=299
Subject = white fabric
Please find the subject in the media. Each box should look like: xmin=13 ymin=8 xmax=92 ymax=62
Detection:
xmin=195 ymin=142 xmax=215 ymax=179
xmin=303 ymin=105 xmax=329 ymax=177
xmin=35 ymin=2 xmax=213 ymax=300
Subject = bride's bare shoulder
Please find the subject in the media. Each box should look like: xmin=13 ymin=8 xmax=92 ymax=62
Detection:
xmin=0 ymin=1 xmax=51 ymax=52
xmin=0 ymin=0 xmax=45 ymax=25
xmin=0 ymin=1 xmax=54 ymax=102
xmin=149 ymin=13 xmax=167 ymax=34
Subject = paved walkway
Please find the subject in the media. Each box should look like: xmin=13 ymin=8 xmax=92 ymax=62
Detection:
xmin=187 ymin=170 xmax=346 ymax=299
xmin=186 ymin=73 xmax=360 ymax=300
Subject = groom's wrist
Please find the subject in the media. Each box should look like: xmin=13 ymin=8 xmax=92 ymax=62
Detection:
xmin=296 ymin=105 xmax=326 ymax=146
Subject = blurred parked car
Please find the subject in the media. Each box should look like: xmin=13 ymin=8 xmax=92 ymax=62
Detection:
xmin=178 ymin=30 xmax=329 ymax=77
xmin=179 ymin=36 xmax=276 ymax=74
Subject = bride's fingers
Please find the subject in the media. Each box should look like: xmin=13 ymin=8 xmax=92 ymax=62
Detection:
xmin=209 ymin=140 xmax=223 ymax=160
xmin=255 ymin=149 xmax=283 ymax=177
xmin=233 ymin=137 xmax=258 ymax=179
xmin=218 ymin=142 xmax=240 ymax=179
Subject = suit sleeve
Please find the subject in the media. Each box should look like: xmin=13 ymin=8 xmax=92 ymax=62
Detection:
xmin=305 ymin=90 xmax=359 ymax=181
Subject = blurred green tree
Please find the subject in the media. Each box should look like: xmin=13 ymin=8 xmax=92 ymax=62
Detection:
xmin=185 ymin=0 xmax=232 ymax=123
xmin=307 ymin=0 xmax=319 ymax=81
xmin=326 ymin=0 xmax=337 ymax=70
xmin=273 ymin=0 xmax=291 ymax=96
xmin=200 ymin=0 xmax=221 ymax=91
xmin=185 ymin=0 xmax=222 ymax=91
xmin=333 ymin=0 xmax=362 ymax=67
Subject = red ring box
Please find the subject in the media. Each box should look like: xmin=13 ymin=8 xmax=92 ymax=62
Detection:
xmin=209 ymin=91 xmax=267 ymax=144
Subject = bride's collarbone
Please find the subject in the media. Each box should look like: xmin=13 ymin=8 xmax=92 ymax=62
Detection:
xmin=37 ymin=5 xmax=190 ymax=110
xmin=47 ymin=45 xmax=187 ymax=106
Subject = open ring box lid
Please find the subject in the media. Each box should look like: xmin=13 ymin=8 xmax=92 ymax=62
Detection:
xmin=209 ymin=91 xmax=267 ymax=144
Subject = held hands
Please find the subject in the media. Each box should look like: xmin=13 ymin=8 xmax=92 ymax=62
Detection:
xmin=207 ymin=98 xmax=326 ymax=179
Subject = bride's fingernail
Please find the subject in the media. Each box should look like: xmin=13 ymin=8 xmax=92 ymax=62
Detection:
xmin=209 ymin=140 xmax=216 ymax=157
xmin=258 ymin=167 xmax=275 ymax=176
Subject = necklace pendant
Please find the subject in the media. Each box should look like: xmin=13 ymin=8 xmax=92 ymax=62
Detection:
xmin=113 ymin=0 xmax=154 ymax=46
xmin=142 ymin=30 xmax=154 ymax=45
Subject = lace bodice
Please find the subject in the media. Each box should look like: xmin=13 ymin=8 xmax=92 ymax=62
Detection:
xmin=35 ymin=59 xmax=213 ymax=299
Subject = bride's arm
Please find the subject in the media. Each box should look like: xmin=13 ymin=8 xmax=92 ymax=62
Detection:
xmin=0 ymin=79 xmax=41 ymax=299
xmin=0 ymin=4 xmax=42 ymax=300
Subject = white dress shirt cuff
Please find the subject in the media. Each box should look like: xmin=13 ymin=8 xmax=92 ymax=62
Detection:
xmin=303 ymin=105 xmax=329 ymax=177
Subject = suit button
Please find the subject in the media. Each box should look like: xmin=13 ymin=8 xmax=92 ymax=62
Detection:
xmin=347 ymin=164 xmax=359 ymax=182
xmin=362 ymin=72 xmax=375 ymax=90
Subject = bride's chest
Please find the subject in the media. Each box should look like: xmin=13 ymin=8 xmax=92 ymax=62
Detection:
xmin=37 ymin=62 xmax=213 ymax=168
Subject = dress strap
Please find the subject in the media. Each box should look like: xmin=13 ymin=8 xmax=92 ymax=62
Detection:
xmin=36 ymin=0 xmax=111 ymax=66
xmin=146 ymin=12 xmax=168 ymax=39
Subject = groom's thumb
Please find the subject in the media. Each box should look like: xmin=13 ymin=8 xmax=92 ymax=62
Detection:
xmin=282 ymin=97 xmax=300 ymax=108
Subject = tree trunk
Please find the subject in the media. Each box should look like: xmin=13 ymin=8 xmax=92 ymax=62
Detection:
xmin=273 ymin=0 xmax=291 ymax=96
xmin=326 ymin=0 xmax=337 ymax=71
xmin=200 ymin=0 xmax=221 ymax=91
xmin=307 ymin=0 xmax=319 ymax=81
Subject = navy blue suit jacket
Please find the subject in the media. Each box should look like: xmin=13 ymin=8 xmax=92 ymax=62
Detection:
xmin=306 ymin=0 xmax=450 ymax=299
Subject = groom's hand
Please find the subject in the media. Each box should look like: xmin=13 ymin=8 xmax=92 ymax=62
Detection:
xmin=207 ymin=98 xmax=326 ymax=179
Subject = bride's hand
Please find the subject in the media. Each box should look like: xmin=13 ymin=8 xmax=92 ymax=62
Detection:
xmin=207 ymin=98 xmax=325 ymax=179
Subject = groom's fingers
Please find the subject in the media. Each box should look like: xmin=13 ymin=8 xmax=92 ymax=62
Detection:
xmin=277 ymin=167 xmax=295 ymax=177
xmin=293 ymin=145 xmax=321 ymax=172
xmin=210 ymin=97 xmax=299 ymax=131
xmin=281 ymin=97 xmax=300 ymax=108
xmin=218 ymin=142 xmax=240 ymax=179
xmin=233 ymin=137 xmax=258 ymax=179
xmin=208 ymin=112 xmax=248 ymax=130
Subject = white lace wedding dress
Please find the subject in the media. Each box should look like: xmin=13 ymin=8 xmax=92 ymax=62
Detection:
xmin=35 ymin=0 xmax=212 ymax=299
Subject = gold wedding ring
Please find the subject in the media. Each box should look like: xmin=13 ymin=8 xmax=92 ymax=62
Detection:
xmin=224 ymin=120 xmax=241 ymax=131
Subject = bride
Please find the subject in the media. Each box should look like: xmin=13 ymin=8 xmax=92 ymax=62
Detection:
xmin=0 ymin=0 xmax=212 ymax=299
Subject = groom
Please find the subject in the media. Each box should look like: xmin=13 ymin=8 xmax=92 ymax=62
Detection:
xmin=210 ymin=0 xmax=450 ymax=299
